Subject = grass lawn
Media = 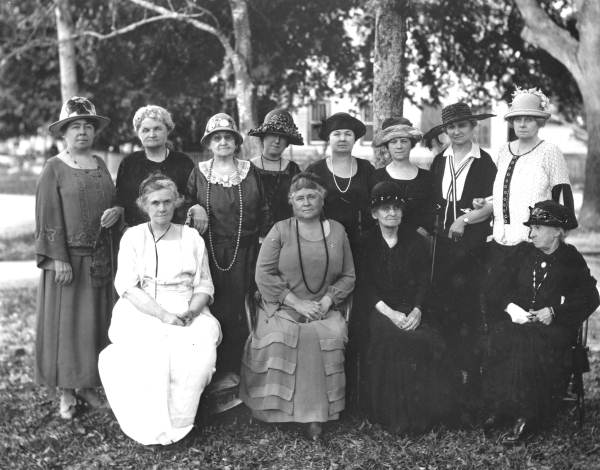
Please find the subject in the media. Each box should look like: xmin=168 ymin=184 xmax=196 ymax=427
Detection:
xmin=1 ymin=285 xmax=600 ymax=469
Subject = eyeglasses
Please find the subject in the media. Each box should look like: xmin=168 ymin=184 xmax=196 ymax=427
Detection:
xmin=529 ymin=206 xmax=566 ymax=224
xmin=66 ymin=97 xmax=94 ymax=116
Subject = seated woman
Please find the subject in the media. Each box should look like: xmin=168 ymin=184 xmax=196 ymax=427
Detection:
xmin=483 ymin=200 xmax=599 ymax=445
xmin=99 ymin=174 xmax=221 ymax=446
xmin=355 ymin=181 xmax=453 ymax=433
xmin=240 ymin=172 xmax=355 ymax=440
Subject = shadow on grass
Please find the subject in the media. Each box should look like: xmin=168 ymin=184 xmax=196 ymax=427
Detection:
xmin=1 ymin=286 xmax=599 ymax=469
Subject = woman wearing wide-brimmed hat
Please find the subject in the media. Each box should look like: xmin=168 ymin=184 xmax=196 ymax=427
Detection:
xmin=306 ymin=112 xmax=375 ymax=251
xmin=36 ymin=96 xmax=122 ymax=419
xmin=481 ymin=200 xmax=598 ymax=445
xmin=371 ymin=117 xmax=432 ymax=235
xmin=115 ymin=105 xmax=195 ymax=227
xmin=426 ymin=102 xmax=497 ymax=411
xmin=249 ymin=109 xmax=302 ymax=233
xmin=186 ymin=113 xmax=268 ymax=383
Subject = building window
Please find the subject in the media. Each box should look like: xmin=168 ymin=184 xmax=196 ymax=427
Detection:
xmin=309 ymin=101 xmax=330 ymax=142
xmin=360 ymin=105 xmax=373 ymax=144
xmin=473 ymin=108 xmax=492 ymax=148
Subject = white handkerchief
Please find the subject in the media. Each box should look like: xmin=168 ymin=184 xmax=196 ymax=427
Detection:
xmin=505 ymin=302 xmax=530 ymax=324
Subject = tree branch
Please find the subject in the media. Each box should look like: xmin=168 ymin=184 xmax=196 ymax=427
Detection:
xmin=79 ymin=14 xmax=177 ymax=39
xmin=514 ymin=0 xmax=582 ymax=80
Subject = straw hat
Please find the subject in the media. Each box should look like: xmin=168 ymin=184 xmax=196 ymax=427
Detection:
xmin=423 ymin=102 xmax=495 ymax=142
xmin=248 ymin=109 xmax=304 ymax=145
xmin=48 ymin=96 xmax=110 ymax=137
xmin=504 ymin=88 xmax=551 ymax=120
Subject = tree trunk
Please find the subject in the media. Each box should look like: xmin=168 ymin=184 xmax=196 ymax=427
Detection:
xmin=372 ymin=0 xmax=408 ymax=131
xmin=55 ymin=0 xmax=78 ymax=101
xmin=229 ymin=0 xmax=259 ymax=158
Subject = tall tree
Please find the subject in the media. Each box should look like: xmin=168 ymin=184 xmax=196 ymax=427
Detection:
xmin=512 ymin=0 xmax=600 ymax=228
xmin=55 ymin=0 xmax=78 ymax=100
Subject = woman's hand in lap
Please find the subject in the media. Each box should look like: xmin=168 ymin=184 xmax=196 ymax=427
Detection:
xmin=54 ymin=260 xmax=73 ymax=285
xmin=295 ymin=299 xmax=322 ymax=321
xmin=318 ymin=295 xmax=333 ymax=316
xmin=530 ymin=307 xmax=553 ymax=325
xmin=402 ymin=307 xmax=422 ymax=330
xmin=159 ymin=310 xmax=186 ymax=326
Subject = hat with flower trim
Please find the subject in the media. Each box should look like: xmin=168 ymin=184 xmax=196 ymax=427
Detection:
xmin=201 ymin=113 xmax=243 ymax=147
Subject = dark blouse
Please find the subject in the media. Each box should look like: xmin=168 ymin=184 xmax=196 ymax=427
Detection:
xmin=252 ymin=159 xmax=301 ymax=235
xmin=356 ymin=226 xmax=429 ymax=315
xmin=429 ymin=149 xmax=496 ymax=248
xmin=115 ymin=150 xmax=195 ymax=226
xmin=186 ymin=161 xmax=269 ymax=242
xmin=307 ymin=157 xmax=375 ymax=246
xmin=35 ymin=156 xmax=115 ymax=266
xmin=371 ymin=167 xmax=433 ymax=232
xmin=488 ymin=242 xmax=599 ymax=330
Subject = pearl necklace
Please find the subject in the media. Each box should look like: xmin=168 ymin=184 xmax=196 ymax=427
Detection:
xmin=329 ymin=156 xmax=354 ymax=194
xmin=206 ymin=158 xmax=244 ymax=272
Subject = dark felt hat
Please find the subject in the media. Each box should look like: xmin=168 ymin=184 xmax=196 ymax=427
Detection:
xmin=248 ymin=109 xmax=304 ymax=145
xmin=523 ymin=200 xmax=578 ymax=230
xmin=319 ymin=112 xmax=366 ymax=140
xmin=370 ymin=181 xmax=407 ymax=210
xmin=423 ymin=102 xmax=495 ymax=142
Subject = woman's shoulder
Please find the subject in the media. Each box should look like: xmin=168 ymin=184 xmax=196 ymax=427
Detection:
xmin=306 ymin=157 xmax=327 ymax=173
xmin=120 ymin=150 xmax=146 ymax=165
xmin=328 ymin=219 xmax=348 ymax=237
xmin=356 ymin=156 xmax=374 ymax=172
xmin=169 ymin=150 xmax=194 ymax=166
xmin=180 ymin=223 xmax=205 ymax=243
xmin=538 ymin=140 xmax=564 ymax=158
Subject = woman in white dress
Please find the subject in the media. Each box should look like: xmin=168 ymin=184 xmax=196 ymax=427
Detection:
xmin=99 ymin=174 xmax=221 ymax=446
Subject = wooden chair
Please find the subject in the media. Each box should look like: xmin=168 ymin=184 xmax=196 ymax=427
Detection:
xmin=564 ymin=319 xmax=590 ymax=428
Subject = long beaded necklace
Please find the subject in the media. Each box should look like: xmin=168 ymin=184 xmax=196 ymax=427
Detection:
xmin=206 ymin=158 xmax=244 ymax=272
xmin=329 ymin=156 xmax=354 ymax=194
xmin=296 ymin=219 xmax=329 ymax=294
xmin=148 ymin=222 xmax=172 ymax=299
xmin=530 ymin=258 xmax=549 ymax=310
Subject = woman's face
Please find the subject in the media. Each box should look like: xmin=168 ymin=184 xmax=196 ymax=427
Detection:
xmin=445 ymin=120 xmax=475 ymax=147
xmin=329 ymin=129 xmax=356 ymax=153
xmin=387 ymin=137 xmax=412 ymax=161
xmin=145 ymin=188 xmax=176 ymax=227
xmin=512 ymin=116 xmax=541 ymax=140
xmin=63 ymin=119 xmax=96 ymax=151
xmin=137 ymin=117 xmax=169 ymax=150
xmin=372 ymin=203 xmax=403 ymax=228
xmin=209 ymin=131 xmax=237 ymax=158
xmin=263 ymin=133 xmax=288 ymax=158
xmin=528 ymin=224 xmax=561 ymax=252
xmin=290 ymin=188 xmax=324 ymax=220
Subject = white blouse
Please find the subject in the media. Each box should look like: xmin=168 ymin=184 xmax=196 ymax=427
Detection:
xmin=492 ymin=141 xmax=570 ymax=246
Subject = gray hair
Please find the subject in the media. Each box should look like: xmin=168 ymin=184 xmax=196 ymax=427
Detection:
xmin=132 ymin=105 xmax=175 ymax=133
xmin=288 ymin=172 xmax=327 ymax=203
xmin=136 ymin=173 xmax=183 ymax=213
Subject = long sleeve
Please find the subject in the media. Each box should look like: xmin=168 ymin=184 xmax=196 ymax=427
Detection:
xmin=255 ymin=223 xmax=291 ymax=304
xmin=552 ymin=249 xmax=599 ymax=329
xmin=325 ymin=230 xmax=355 ymax=305
xmin=114 ymin=228 xmax=142 ymax=296
xmin=35 ymin=160 xmax=69 ymax=266
xmin=189 ymin=227 xmax=214 ymax=302
xmin=408 ymin=233 xmax=429 ymax=310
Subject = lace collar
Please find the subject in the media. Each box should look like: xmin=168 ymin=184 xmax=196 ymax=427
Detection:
xmin=198 ymin=158 xmax=251 ymax=187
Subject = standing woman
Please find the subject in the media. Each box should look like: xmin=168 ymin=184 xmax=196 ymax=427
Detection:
xmin=306 ymin=112 xmax=374 ymax=251
xmin=187 ymin=113 xmax=267 ymax=381
xmin=484 ymin=89 xmax=574 ymax=290
xmin=36 ymin=97 xmax=121 ymax=418
xmin=427 ymin=102 xmax=496 ymax=401
xmin=371 ymin=117 xmax=431 ymax=235
xmin=248 ymin=109 xmax=302 ymax=234
xmin=116 ymin=105 xmax=194 ymax=226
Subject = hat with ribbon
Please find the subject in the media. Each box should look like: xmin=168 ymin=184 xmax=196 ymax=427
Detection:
xmin=248 ymin=109 xmax=304 ymax=145
xmin=373 ymin=117 xmax=423 ymax=148
xmin=201 ymin=113 xmax=243 ymax=147
xmin=48 ymin=96 xmax=110 ymax=137
xmin=423 ymin=102 xmax=495 ymax=143
xmin=370 ymin=180 xmax=407 ymax=210
xmin=319 ymin=112 xmax=366 ymax=141
xmin=504 ymin=88 xmax=551 ymax=120
xmin=523 ymin=200 xmax=578 ymax=230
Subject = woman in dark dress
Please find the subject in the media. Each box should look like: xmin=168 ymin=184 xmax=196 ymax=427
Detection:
xmin=187 ymin=113 xmax=268 ymax=383
xmin=37 ymin=97 xmax=121 ymax=419
xmin=355 ymin=181 xmax=452 ymax=432
xmin=482 ymin=201 xmax=599 ymax=444
xmin=116 ymin=105 xmax=194 ymax=226
xmin=426 ymin=102 xmax=496 ymax=403
xmin=306 ymin=112 xmax=374 ymax=252
xmin=248 ymin=109 xmax=302 ymax=234
xmin=371 ymin=117 xmax=431 ymax=235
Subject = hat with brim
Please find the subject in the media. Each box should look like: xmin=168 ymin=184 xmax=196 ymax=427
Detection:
xmin=523 ymin=200 xmax=578 ymax=230
xmin=48 ymin=96 xmax=110 ymax=137
xmin=370 ymin=180 xmax=407 ymax=210
xmin=248 ymin=109 xmax=304 ymax=146
xmin=373 ymin=123 xmax=423 ymax=147
xmin=201 ymin=113 xmax=243 ymax=147
xmin=423 ymin=102 xmax=495 ymax=142
xmin=319 ymin=112 xmax=366 ymax=141
xmin=504 ymin=92 xmax=551 ymax=120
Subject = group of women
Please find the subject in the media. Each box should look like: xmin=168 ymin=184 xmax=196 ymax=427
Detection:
xmin=34 ymin=89 xmax=598 ymax=447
